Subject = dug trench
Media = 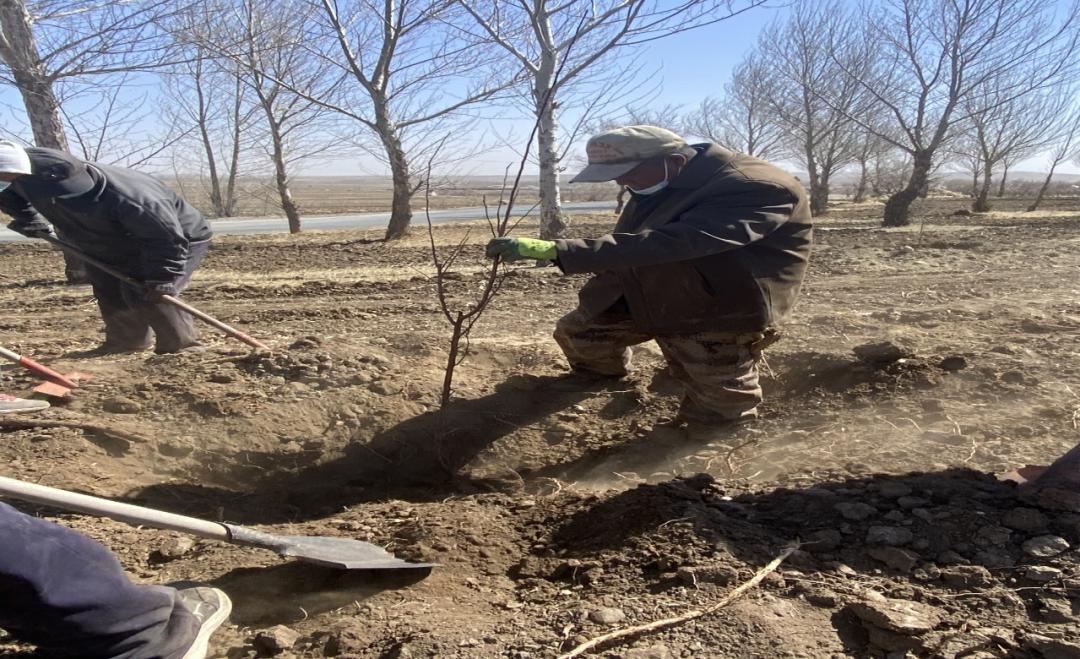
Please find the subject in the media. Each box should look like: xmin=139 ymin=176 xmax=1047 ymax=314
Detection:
xmin=1 ymin=197 xmax=1080 ymax=657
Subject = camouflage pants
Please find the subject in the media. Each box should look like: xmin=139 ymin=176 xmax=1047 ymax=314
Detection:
xmin=554 ymin=308 xmax=770 ymax=422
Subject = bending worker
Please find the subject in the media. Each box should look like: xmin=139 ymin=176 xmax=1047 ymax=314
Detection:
xmin=0 ymin=141 xmax=212 ymax=355
xmin=487 ymin=126 xmax=812 ymax=431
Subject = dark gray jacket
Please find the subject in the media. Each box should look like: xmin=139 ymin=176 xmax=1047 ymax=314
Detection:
xmin=0 ymin=148 xmax=212 ymax=282
xmin=556 ymin=144 xmax=813 ymax=334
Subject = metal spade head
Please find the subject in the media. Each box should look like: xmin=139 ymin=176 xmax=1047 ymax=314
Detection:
xmin=225 ymin=524 xmax=438 ymax=570
xmin=33 ymin=371 xmax=91 ymax=398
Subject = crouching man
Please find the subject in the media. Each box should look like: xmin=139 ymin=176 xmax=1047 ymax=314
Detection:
xmin=487 ymin=126 xmax=812 ymax=431
xmin=0 ymin=141 xmax=213 ymax=354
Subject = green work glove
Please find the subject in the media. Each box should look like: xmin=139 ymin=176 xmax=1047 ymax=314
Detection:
xmin=485 ymin=237 xmax=557 ymax=262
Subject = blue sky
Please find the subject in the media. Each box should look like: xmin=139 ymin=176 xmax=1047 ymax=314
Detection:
xmin=1 ymin=1 xmax=1076 ymax=178
xmin=410 ymin=1 xmax=1079 ymax=179
xmin=431 ymin=3 xmax=782 ymax=178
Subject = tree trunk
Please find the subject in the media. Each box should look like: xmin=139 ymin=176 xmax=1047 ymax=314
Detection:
xmin=534 ymin=52 xmax=566 ymax=239
xmin=193 ymin=63 xmax=225 ymax=217
xmin=261 ymin=109 xmax=301 ymax=233
xmin=373 ymin=95 xmax=413 ymax=241
xmin=249 ymin=66 xmax=302 ymax=234
xmin=0 ymin=0 xmax=87 ymax=284
xmin=972 ymin=160 xmax=993 ymax=212
xmin=222 ymin=72 xmax=246 ymax=217
xmin=883 ymin=152 xmax=932 ymax=227
xmin=853 ymin=160 xmax=869 ymax=203
xmin=804 ymin=147 xmax=827 ymax=216
xmin=1027 ymin=162 xmax=1060 ymax=212
xmin=811 ymin=175 xmax=831 ymax=215
xmin=997 ymin=165 xmax=1009 ymax=197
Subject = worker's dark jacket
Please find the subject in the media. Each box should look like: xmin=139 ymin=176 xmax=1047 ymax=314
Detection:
xmin=555 ymin=144 xmax=812 ymax=334
xmin=0 ymin=148 xmax=212 ymax=282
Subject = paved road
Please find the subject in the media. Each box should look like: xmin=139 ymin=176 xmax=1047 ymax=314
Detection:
xmin=0 ymin=201 xmax=616 ymax=243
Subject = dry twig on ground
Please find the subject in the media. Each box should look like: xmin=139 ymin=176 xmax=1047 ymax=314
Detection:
xmin=557 ymin=542 xmax=798 ymax=658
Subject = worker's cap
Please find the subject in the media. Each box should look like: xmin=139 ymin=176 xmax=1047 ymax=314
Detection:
xmin=0 ymin=141 xmax=32 ymax=176
xmin=28 ymin=149 xmax=96 ymax=197
xmin=0 ymin=145 xmax=96 ymax=198
xmin=570 ymin=125 xmax=691 ymax=183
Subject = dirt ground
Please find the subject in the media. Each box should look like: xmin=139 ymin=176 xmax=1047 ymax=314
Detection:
xmin=2 ymin=196 xmax=1080 ymax=658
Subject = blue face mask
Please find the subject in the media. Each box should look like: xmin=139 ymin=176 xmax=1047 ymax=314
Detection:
xmin=627 ymin=160 xmax=669 ymax=196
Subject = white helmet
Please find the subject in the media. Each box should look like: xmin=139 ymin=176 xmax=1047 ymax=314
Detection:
xmin=0 ymin=141 xmax=31 ymax=175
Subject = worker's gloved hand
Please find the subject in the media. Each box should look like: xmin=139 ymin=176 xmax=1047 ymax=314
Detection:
xmin=141 ymin=281 xmax=177 ymax=302
xmin=6 ymin=219 xmax=54 ymax=239
xmin=485 ymin=237 xmax=557 ymax=262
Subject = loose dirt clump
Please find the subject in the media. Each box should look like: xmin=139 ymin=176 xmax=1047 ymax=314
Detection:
xmin=1 ymin=196 xmax=1080 ymax=657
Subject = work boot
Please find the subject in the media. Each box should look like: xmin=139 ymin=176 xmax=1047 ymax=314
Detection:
xmin=178 ymin=587 xmax=233 ymax=659
xmin=0 ymin=394 xmax=50 ymax=414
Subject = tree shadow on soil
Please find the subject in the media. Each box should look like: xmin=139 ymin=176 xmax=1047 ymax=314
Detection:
xmin=546 ymin=468 xmax=1027 ymax=565
xmin=127 ymin=349 xmax=900 ymax=524
xmin=129 ymin=374 xmax=616 ymax=523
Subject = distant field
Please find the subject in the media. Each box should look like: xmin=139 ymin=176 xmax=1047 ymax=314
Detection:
xmin=169 ymin=175 xmax=618 ymax=218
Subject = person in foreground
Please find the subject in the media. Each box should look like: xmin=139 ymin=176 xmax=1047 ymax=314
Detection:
xmin=0 ymin=141 xmax=213 ymax=355
xmin=487 ymin=126 xmax=813 ymax=432
xmin=0 ymin=502 xmax=231 ymax=658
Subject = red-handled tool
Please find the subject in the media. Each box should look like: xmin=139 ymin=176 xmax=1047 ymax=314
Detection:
xmin=0 ymin=346 xmax=85 ymax=396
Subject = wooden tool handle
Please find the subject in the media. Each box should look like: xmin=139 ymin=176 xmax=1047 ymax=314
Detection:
xmin=160 ymin=295 xmax=271 ymax=352
xmin=0 ymin=346 xmax=77 ymax=389
xmin=0 ymin=475 xmax=230 ymax=541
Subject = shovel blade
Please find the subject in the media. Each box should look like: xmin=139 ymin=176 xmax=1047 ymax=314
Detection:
xmin=33 ymin=381 xmax=72 ymax=398
xmin=225 ymin=524 xmax=437 ymax=570
xmin=277 ymin=535 xmax=438 ymax=570
xmin=31 ymin=372 xmax=90 ymax=398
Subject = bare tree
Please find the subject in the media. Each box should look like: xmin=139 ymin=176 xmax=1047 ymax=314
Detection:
xmin=237 ymin=0 xmax=340 ymax=233
xmin=161 ymin=48 xmax=256 ymax=218
xmin=299 ymin=0 xmax=514 ymax=240
xmin=758 ymin=1 xmax=871 ymax=215
xmin=0 ymin=0 xmax=65 ymax=149
xmin=996 ymin=154 xmax=1016 ymax=198
xmin=834 ymin=0 xmax=1080 ymax=227
xmin=1028 ymin=103 xmax=1080 ymax=212
xmin=686 ymin=52 xmax=784 ymax=159
xmin=948 ymin=135 xmax=983 ymax=198
xmin=457 ymin=0 xmax=768 ymax=238
xmin=962 ymin=77 xmax=1068 ymax=211
xmin=868 ymin=146 xmax=913 ymax=198
xmin=850 ymin=131 xmax=896 ymax=202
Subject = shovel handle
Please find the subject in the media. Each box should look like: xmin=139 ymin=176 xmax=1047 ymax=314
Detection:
xmin=0 ymin=347 xmax=78 ymax=389
xmin=0 ymin=475 xmax=230 ymax=542
xmin=159 ymin=295 xmax=270 ymax=352
xmin=39 ymin=235 xmax=271 ymax=352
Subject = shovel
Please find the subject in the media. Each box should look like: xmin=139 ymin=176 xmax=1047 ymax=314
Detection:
xmin=0 ymin=475 xmax=435 ymax=570
xmin=38 ymin=235 xmax=272 ymax=353
xmin=0 ymin=345 xmax=87 ymax=397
